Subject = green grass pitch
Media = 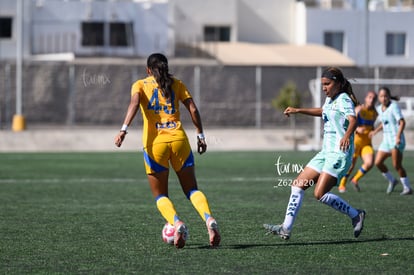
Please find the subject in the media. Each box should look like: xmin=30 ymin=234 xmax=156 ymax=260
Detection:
xmin=1 ymin=151 xmax=414 ymax=274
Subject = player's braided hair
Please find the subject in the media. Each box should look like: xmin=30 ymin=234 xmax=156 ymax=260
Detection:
xmin=147 ymin=53 xmax=174 ymax=100
xmin=322 ymin=67 xmax=359 ymax=106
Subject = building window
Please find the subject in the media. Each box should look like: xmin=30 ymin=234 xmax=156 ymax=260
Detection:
xmin=110 ymin=22 xmax=133 ymax=47
xmin=0 ymin=17 xmax=13 ymax=39
xmin=386 ymin=33 xmax=406 ymax=56
xmin=204 ymin=26 xmax=231 ymax=42
xmin=324 ymin=31 xmax=344 ymax=53
xmin=81 ymin=22 xmax=104 ymax=46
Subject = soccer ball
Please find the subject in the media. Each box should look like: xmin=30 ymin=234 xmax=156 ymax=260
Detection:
xmin=162 ymin=223 xmax=175 ymax=244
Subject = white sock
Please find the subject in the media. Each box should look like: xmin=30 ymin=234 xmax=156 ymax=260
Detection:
xmin=282 ymin=186 xmax=304 ymax=231
xmin=400 ymin=177 xmax=412 ymax=190
xmin=319 ymin=192 xmax=359 ymax=219
xmin=382 ymin=172 xmax=396 ymax=183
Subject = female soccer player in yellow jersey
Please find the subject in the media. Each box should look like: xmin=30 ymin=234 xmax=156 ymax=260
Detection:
xmin=114 ymin=53 xmax=220 ymax=248
xmin=338 ymin=91 xmax=378 ymax=193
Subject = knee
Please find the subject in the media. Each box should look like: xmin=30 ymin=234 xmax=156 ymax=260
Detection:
xmin=375 ymin=159 xmax=382 ymax=168
xmin=313 ymin=190 xmax=324 ymax=201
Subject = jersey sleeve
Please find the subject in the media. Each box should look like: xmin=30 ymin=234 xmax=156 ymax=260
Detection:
xmin=131 ymin=80 xmax=143 ymax=97
xmin=340 ymin=94 xmax=356 ymax=117
xmin=175 ymin=79 xmax=192 ymax=102
xmin=392 ymin=101 xmax=404 ymax=121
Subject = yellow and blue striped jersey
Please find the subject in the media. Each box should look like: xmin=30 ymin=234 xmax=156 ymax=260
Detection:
xmin=357 ymin=106 xmax=377 ymax=135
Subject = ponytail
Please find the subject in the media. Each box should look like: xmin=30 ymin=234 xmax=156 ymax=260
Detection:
xmin=379 ymin=86 xmax=399 ymax=101
xmin=147 ymin=53 xmax=174 ymax=100
xmin=343 ymin=79 xmax=359 ymax=106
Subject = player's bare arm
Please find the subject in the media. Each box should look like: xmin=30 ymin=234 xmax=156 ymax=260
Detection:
xmin=340 ymin=115 xmax=357 ymax=151
xmin=396 ymin=118 xmax=406 ymax=145
xmin=369 ymin=123 xmax=383 ymax=138
xmin=183 ymin=98 xmax=207 ymax=154
xmin=115 ymin=93 xmax=140 ymax=147
xmin=284 ymin=107 xmax=323 ymax=117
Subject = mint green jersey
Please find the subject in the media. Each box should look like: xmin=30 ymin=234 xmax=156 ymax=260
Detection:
xmin=321 ymin=93 xmax=356 ymax=153
xmin=376 ymin=101 xmax=405 ymax=152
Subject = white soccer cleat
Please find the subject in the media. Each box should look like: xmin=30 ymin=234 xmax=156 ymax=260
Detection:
xmin=400 ymin=188 xmax=413 ymax=195
xmin=352 ymin=210 xmax=366 ymax=238
xmin=386 ymin=180 xmax=398 ymax=194
xmin=206 ymin=217 xmax=221 ymax=247
xmin=174 ymin=221 xmax=188 ymax=249
xmin=263 ymin=223 xmax=291 ymax=240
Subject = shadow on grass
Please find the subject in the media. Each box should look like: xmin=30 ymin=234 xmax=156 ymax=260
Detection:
xmin=224 ymin=236 xmax=414 ymax=249
xmin=185 ymin=236 xmax=414 ymax=250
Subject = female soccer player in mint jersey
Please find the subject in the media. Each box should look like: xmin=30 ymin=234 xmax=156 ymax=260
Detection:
xmin=370 ymin=87 xmax=412 ymax=195
xmin=114 ymin=53 xmax=220 ymax=248
xmin=264 ymin=67 xmax=366 ymax=240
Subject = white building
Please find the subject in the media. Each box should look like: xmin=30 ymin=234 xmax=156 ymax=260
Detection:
xmin=0 ymin=0 xmax=173 ymax=59
xmin=1 ymin=0 xmax=414 ymax=66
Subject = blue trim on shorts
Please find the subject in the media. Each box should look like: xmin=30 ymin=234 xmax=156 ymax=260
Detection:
xmin=181 ymin=151 xmax=195 ymax=170
xmin=143 ymin=150 xmax=168 ymax=173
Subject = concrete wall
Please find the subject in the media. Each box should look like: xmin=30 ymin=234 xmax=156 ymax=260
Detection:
xmin=2 ymin=60 xmax=414 ymax=129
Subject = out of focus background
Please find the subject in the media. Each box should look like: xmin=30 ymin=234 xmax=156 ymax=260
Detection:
xmin=1 ymin=0 xmax=414 ymax=151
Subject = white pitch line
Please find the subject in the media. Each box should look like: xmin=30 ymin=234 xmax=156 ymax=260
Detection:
xmin=0 ymin=177 xmax=276 ymax=184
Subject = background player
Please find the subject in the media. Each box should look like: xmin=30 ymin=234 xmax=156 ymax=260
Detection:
xmin=114 ymin=53 xmax=221 ymax=248
xmin=370 ymin=86 xmax=412 ymax=195
xmin=338 ymin=91 xmax=378 ymax=192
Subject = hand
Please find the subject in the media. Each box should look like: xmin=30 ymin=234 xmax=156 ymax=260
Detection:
xmin=395 ymin=136 xmax=401 ymax=147
xmin=197 ymin=136 xmax=207 ymax=154
xmin=283 ymin=107 xmax=297 ymax=117
xmin=368 ymin=131 xmax=374 ymax=139
xmin=115 ymin=131 xmax=127 ymax=147
xmin=339 ymin=137 xmax=350 ymax=152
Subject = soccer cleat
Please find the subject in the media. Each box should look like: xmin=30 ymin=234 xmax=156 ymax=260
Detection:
xmin=174 ymin=221 xmax=188 ymax=249
xmin=206 ymin=217 xmax=221 ymax=247
xmin=351 ymin=180 xmax=360 ymax=192
xmin=351 ymin=210 xmax=366 ymax=238
xmin=400 ymin=188 xmax=413 ymax=195
xmin=338 ymin=186 xmax=346 ymax=193
xmin=386 ymin=179 xmax=398 ymax=194
xmin=263 ymin=224 xmax=291 ymax=240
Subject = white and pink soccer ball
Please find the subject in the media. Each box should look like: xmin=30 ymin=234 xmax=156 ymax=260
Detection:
xmin=162 ymin=223 xmax=175 ymax=244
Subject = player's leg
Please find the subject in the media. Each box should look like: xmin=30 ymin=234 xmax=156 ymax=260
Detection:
xmin=339 ymin=154 xmax=357 ymax=193
xmin=264 ymin=152 xmax=321 ymax=240
xmin=315 ymin=152 xmax=365 ymax=237
xmin=350 ymin=145 xmax=375 ymax=190
xmin=172 ymin=140 xmax=220 ymax=247
xmin=171 ymin=140 xmax=211 ymax=221
xmin=375 ymin=150 xmax=398 ymax=194
xmin=314 ymin=172 xmax=365 ymax=237
xmin=144 ymin=144 xmax=188 ymax=248
xmin=391 ymin=147 xmax=412 ymax=195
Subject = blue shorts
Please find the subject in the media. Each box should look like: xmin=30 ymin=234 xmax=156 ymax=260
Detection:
xmin=143 ymin=139 xmax=194 ymax=174
xmin=307 ymin=151 xmax=352 ymax=185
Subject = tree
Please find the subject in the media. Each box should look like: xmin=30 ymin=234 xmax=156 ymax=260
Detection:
xmin=272 ymin=81 xmax=302 ymax=150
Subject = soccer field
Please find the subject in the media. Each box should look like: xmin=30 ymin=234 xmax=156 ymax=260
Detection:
xmin=1 ymin=151 xmax=413 ymax=274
